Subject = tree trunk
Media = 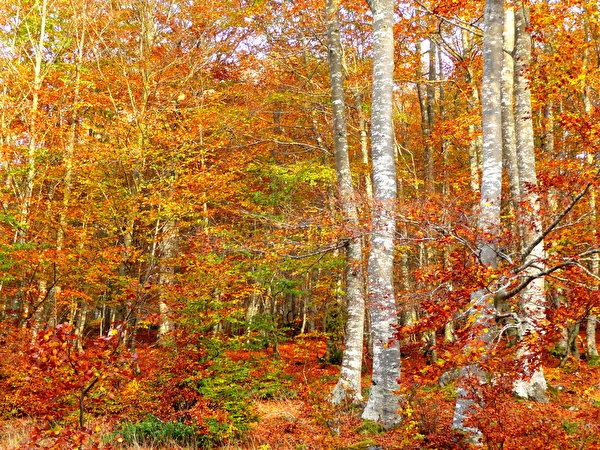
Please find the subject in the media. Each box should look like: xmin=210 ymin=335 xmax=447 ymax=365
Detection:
xmin=462 ymin=30 xmax=481 ymax=194
xmin=453 ymin=0 xmax=504 ymax=439
xmin=583 ymin=25 xmax=599 ymax=362
xmin=353 ymin=90 xmax=373 ymax=200
xmin=423 ymin=39 xmax=436 ymax=193
xmin=17 ymin=0 xmax=48 ymax=244
xmin=361 ymin=0 xmax=401 ymax=427
xmin=512 ymin=4 xmax=548 ymax=403
xmin=586 ymin=183 xmax=598 ymax=358
xmin=327 ymin=0 xmax=367 ymax=404
xmin=501 ymin=6 xmax=520 ymax=211
xmin=157 ymin=217 xmax=176 ymax=343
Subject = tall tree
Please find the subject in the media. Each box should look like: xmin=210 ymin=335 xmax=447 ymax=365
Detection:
xmin=361 ymin=0 xmax=400 ymax=427
xmin=501 ymin=5 xmax=519 ymax=210
xmin=512 ymin=2 xmax=548 ymax=402
xmin=452 ymin=0 xmax=504 ymax=439
xmin=327 ymin=0 xmax=367 ymax=404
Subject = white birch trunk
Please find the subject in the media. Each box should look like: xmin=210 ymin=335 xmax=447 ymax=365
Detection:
xmin=327 ymin=0 xmax=367 ymax=404
xmin=501 ymin=6 xmax=520 ymax=207
xmin=512 ymin=4 xmax=548 ymax=402
xmin=453 ymin=0 xmax=504 ymax=438
xmin=586 ymin=182 xmax=598 ymax=358
xmin=361 ymin=0 xmax=401 ymax=427
xmin=583 ymin=31 xmax=599 ymax=361
xmin=352 ymin=90 xmax=373 ymax=200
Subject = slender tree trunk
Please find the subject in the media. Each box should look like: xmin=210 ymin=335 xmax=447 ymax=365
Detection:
xmin=424 ymin=39 xmax=436 ymax=194
xmin=501 ymin=6 xmax=520 ymax=210
xmin=15 ymin=0 xmax=50 ymax=333
xmin=60 ymin=1 xmax=88 ymax=347
xmin=17 ymin=0 xmax=48 ymax=245
xmin=462 ymin=27 xmax=481 ymax=194
xmin=586 ymin=180 xmax=598 ymax=359
xmin=512 ymin=4 xmax=548 ymax=403
xmin=352 ymin=90 xmax=373 ymax=200
xmin=583 ymin=25 xmax=599 ymax=361
xmin=157 ymin=217 xmax=176 ymax=343
xmin=416 ymin=39 xmax=434 ymax=194
xmin=453 ymin=0 xmax=504 ymax=439
xmin=327 ymin=0 xmax=367 ymax=404
xmin=74 ymin=302 xmax=88 ymax=352
xmin=361 ymin=0 xmax=400 ymax=427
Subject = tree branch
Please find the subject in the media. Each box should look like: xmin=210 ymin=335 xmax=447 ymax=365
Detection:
xmin=517 ymin=183 xmax=592 ymax=271
xmin=414 ymin=0 xmax=484 ymax=37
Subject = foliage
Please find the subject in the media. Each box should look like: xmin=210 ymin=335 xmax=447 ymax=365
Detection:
xmin=111 ymin=416 xmax=200 ymax=448
xmin=0 ymin=0 xmax=598 ymax=447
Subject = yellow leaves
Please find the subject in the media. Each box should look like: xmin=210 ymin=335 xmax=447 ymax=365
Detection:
xmin=582 ymin=385 xmax=600 ymax=402
xmin=545 ymin=367 xmax=563 ymax=382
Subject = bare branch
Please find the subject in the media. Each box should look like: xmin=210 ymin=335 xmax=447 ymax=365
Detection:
xmin=517 ymin=183 xmax=592 ymax=271
xmin=282 ymin=239 xmax=349 ymax=259
xmin=237 ymin=134 xmax=331 ymax=155
xmin=497 ymin=261 xmax=573 ymax=302
xmin=413 ymin=0 xmax=484 ymax=37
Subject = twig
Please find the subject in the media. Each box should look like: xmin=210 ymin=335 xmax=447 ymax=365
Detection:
xmin=517 ymin=183 xmax=591 ymax=270
xmin=414 ymin=0 xmax=484 ymax=37
xmin=79 ymin=376 xmax=98 ymax=429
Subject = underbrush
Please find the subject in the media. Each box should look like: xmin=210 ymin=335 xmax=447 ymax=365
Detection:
xmin=1 ymin=327 xmax=598 ymax=449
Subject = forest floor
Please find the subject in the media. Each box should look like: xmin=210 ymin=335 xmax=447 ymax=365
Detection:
xmin=1 ymin=334 xmax=599 ymax=449
xmin=240 ymin=337 xmax=600 ymax=449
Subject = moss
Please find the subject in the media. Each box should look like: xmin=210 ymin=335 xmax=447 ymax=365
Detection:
xmin=353 ymin=420 xmax=386 ymax=436
xmin=588 ymin=356 xmax=600 ymax=367
xmin=347 ymin=439 xmax=379 ymax=449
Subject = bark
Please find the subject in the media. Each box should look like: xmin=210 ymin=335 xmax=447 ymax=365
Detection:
xmin=478 ymin=0 xmax=504 ymax=269
xmin=157 ymin=217 xmax=176 ymax=343
xmin=423 ymin=39 xmax=436 ymax=193
xmin=361 ymin=0 xmax=401 ymax=427
xmin=55 ymin=1 xmax=88 ymax=343
xmin=453 ymin=0 xmax=504 ymax=439
xmin=501 ymin=6 xmax=520 ymax=208
xmin=541 ymin=103 xmax=554 ymax=155
xmin=587 ymin=188 xmax=598 ymax=357
xmin=416 ymin=39 xmax=434 ymax=194
xmin=353 ymin=90 xmax=373 ymax=200
xmin=327 ymin=0 xmax=367 ymax=404
xmin=583 ymin=28 xmax=598 ymax=361
xmin=74 ymin=302 xmax=88 ymax=352
xmin=462 ymin=30 xmax=481 ymax=194
xmin=512 ymin=4 xmax=548 ymax=403
xmin=586 ymin=313 xmax=598 ymax=359
xmin=17 ymin=0 xmax=48 ymax=244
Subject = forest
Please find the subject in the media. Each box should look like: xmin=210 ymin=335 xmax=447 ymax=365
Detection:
xmin=0 ymin=0 xmax=599 ymax=448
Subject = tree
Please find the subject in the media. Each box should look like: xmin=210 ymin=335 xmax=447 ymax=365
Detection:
xmin=361 ymin=0 xmax=401 ymax=427
xmin=452 ymin=0 xmax=504 ymax=439
xmin=327 ymin=0 xmax=367 ymax=404
xmin=511 ymin=2 xmax=548 ymax=402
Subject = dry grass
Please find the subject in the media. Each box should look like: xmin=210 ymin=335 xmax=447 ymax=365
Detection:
xmin=0 ymin=418 xmax=35 ymax=449
xmin=253 ymin=399 xmax=304 ymax=421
